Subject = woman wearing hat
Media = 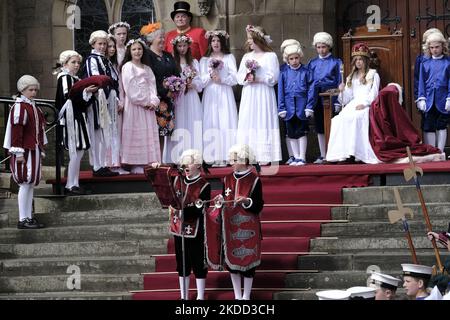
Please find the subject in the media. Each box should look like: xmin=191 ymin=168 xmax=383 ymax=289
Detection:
xmin=164 ymin=1 xmax=208 ymax=60
xmin=326 ymin=42 xmax=381 ymax=164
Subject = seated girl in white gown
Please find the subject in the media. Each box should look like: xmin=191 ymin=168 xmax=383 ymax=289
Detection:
xmin=326 ymin=42 xmax=381 ymax=164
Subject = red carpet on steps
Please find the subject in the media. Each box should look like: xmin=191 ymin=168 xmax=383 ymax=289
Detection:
xmin=130 ymin=166 xmax=372 ymax=300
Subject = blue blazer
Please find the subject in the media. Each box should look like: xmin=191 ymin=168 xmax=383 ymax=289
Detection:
xmin=278 ymin=64 xmax=310 ymax=120
xmin=306 ymin=55 xmax=342 ymax=110
xmin=418 ymin=56 xmax=450 ymax=114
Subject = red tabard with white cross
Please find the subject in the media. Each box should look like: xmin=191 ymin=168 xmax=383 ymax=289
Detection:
xmin=204 ymin=205 xmax=223 ymax=270
xmin=222 ymin=172 xmax=261 ymax=271
xmin=169 ymin=176 xmax=207 ymax=238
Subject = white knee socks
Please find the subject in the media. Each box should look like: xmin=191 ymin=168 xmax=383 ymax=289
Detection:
xmin=230 ymin=273 xmax=242 ymax=300
xmin=66 ymin=150 xmax=84 ymax=189
xmin=298 ymin=136 xmax=307 ymax=160
xmin=289 ymin=138 xmax=300 ymax=159
xmin=196 ymin=278 xmax=206 ymax=300
xmin=18 ymin=184 xmax=33 ymax=221
xmin=424 ymin=132 xmax=436 ymax=147
xmin=286 ymin=138 xmax=293 ymax=158
xmin=179 ymin=276 xmax=190 ymax=300
xmin=242 ymin=277 xmax=254 ymax=300
xmin=437 ymin=129 xmax=447 ymax=152
xmin=318 ymin=134 xmax=326 ymax=158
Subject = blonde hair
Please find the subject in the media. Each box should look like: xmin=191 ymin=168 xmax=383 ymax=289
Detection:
xmin=423 ymin=32 xmax=448 ymax=56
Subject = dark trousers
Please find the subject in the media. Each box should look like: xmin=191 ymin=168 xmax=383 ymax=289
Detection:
xmin=174 ymin=233 xmax=208 ymax=278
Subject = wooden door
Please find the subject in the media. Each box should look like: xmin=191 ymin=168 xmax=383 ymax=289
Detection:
xmin=336 ymin=0 xmax=450 ymax=146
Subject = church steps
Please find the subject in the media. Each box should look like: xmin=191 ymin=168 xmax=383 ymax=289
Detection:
xmin=0 ymin=274 xmax=143 ymax=293
xmin=342 ymin=185 xmax=450 ymax=205
xmin=321 ymin=219 xmax=449 ymax=237
xmin=0 ymin=239 xmax=167 ymax=259
xmin=0 ymin=255 xmax=155 ymax=276
xmin=297 ymin=252 xmax=450 ymax=271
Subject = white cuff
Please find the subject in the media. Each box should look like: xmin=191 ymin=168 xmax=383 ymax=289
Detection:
xmin=418 ymin=97 xmax=426 ymax=101
xmin=9 ymin=147 xmax=25 ymax=155
xmin=242 ymin=197 xmax=253 ymax=209
xmin=83 ymin=89 xmax=93 ymax=102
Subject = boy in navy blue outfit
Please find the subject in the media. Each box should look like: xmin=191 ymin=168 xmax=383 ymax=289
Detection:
xmin=417 ymin=32 xmax=450 ymax=152
xmin=278 ymin=39 xmax=310 ymax=166
xmin=306 ymin=32 xmax=342 ymax=164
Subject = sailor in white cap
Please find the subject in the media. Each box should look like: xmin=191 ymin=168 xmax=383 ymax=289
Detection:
xmin=346 ymin=286 xmax=376 ymax=300
xmin=316 ymin=289 xmax=351 ymax=300
xmin=401 ymin=263 xmax=433 ymax=300
xmin=369 ymin=272 xmax=401 ymax=300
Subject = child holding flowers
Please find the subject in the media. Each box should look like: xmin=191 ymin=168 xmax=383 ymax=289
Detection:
xmin=163 ymin=34 xmax=203 ymax=164
xmin=199 ymin=30 xmax=238 ymax=166
xmin=237 ymin=25 xmax=281 ymax=165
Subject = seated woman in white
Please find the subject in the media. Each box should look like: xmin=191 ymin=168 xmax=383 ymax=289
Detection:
xmin=326 ymin=42 xmax=381 ymax=164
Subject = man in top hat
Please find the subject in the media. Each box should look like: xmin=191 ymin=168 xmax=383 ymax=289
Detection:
xmin=402 ymin=263 xmax=433 ymax=300
xmin=346 ymin=286 xmax=376 ymax=300
xmin=164 ymin=1 xmax=208 ymax=60
xmin=369 ymin=272 xmax=401 ymax=300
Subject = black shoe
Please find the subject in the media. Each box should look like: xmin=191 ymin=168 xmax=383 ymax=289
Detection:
xmin=17 ymin=217 xmax=45 ymax=229
xmin=65 ymin=186 xmax=85 ymax=196
xmin=93 ymin=167 xmax=120 ymax=177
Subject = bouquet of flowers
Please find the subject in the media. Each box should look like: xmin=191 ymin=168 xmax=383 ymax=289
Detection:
xmin=245 ymin=59 xmax=260 ymax=81
xmin=182 ymin=66 xmax=197 ymax=94
xmin=208 ymin=58 xmax=224 ymax=74
xmin=163 ymin=76 xmax=186 ymax=101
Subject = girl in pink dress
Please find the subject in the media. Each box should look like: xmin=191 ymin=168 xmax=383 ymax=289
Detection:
xmin=120 ymin=39 xmax=161 ymax=174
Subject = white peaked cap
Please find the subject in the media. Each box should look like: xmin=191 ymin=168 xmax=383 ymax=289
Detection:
xmin=280 ymin=39 xmax=300 ymax=53
xmin=346 ymin=286 xmax=376 ymax=299
xmin=370 ymin=272 xmax=401 ymax=289
xmin=179 ymin=149 xmax=203 ymax=166
xmin=401 ymin=264 xmax=433 ymax=279
xmin=313 ymin=32 xmax=333 ymax=48
xmin=443 ymin=291 xmax=450 ymax=300
xmin=316 ymin=290 xmax=351 ymax=300
xmin=17 ymin=75 xmax=40 ymax=92
xmin=424 ymin=286 xmax=443 ymax=300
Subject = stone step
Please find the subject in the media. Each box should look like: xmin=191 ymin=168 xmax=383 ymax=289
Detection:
xmin=0 ymin=274 xmax=142 ymax=293
xmin=332 ymin=203 xmax=450 ymax=222
xmin=297 ymin=251 xmax=450 ymax=271
xmin=34 ymin=193 xmax=163 ymax=213
xmin=284 ymin=270 xmax=402 ymax=289
xmin=0 ymin=255 xmax=155 ymax=277
xmin=321 ymin=220 xmax=450 ymax=237
xmin=0 ymin=239 xmax=167 ymax=259
xmin=30 ymin=209 xmax=167 ymax=228
xmin=310 ymin=236 xmax=437 ymax=253
xmin=0 ymin=212 xmax=8 ymax=229
xmin=0 ymin=291 xmax=131 ymax=300
xmin=0 ymin=172 xmax=11 ymax=189
xmin=342 ymin=185 xmax=450 ymax=205
xmin=0 ymin=223 xmax=169 ymax=244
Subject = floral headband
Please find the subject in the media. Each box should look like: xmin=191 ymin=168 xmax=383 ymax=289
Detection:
xmin=108 ymin=21 xmax=130 ymax=35
xmin=126 ymin=38 xmax=146 ymax=48
xmin=171 ymin=34 xmax=193 ymax=46
xmin=246 ymin=25 xmax=273 ymax=44
xmin=205 ymin=30 xmax=230 ymax=39
xmin=140 ymin=22 xmax=162 ymax=36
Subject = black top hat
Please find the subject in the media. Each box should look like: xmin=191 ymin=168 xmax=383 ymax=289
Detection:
xmin=171 ymin=1 xmax=193 ymax=20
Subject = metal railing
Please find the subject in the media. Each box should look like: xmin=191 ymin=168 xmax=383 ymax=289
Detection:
xmin=0 ymin=97 xmax=63 ymax=194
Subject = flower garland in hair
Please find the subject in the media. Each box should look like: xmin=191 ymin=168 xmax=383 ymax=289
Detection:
xmin=245 ymin=25 xmax=273 ymax=44
xmin=205 ymin=30 xmax=230 ymax=39
xmin=171 ymin=34 xmax=193 ymax=46
xmin=126 ymin=38 xmax=147 ymax=48
xmin=108 ymin=21 xmax=131 ymax=35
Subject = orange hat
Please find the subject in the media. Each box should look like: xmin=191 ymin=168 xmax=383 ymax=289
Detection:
xmin=140 ymin=22 xmax=162 ymax=36
xmin=351 ymin=42 xmax=371 ymax=58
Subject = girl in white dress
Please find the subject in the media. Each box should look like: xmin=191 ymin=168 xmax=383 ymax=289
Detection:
xmin=237 ymin=25 xmax=282 ymax=164
xmin=326 ymin=43 xmax=381 ymax=164
xmin=163 ymin=34 xmax=204 ymax=164
xmin=120 ymin=39 xmax=161 ymax=173
xmin=200 ymin=30 xmax=238 ymax=166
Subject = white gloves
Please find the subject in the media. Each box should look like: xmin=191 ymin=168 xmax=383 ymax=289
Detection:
xmin=278 ymin=111 xmax=287 ymax=119
xmin=305 ymin=109 xmax=314 ymax=118
xmin=446 ymin=99 xmax=450 ymax=111
xmin=416 ymin=99 xmax=426 ymax=112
